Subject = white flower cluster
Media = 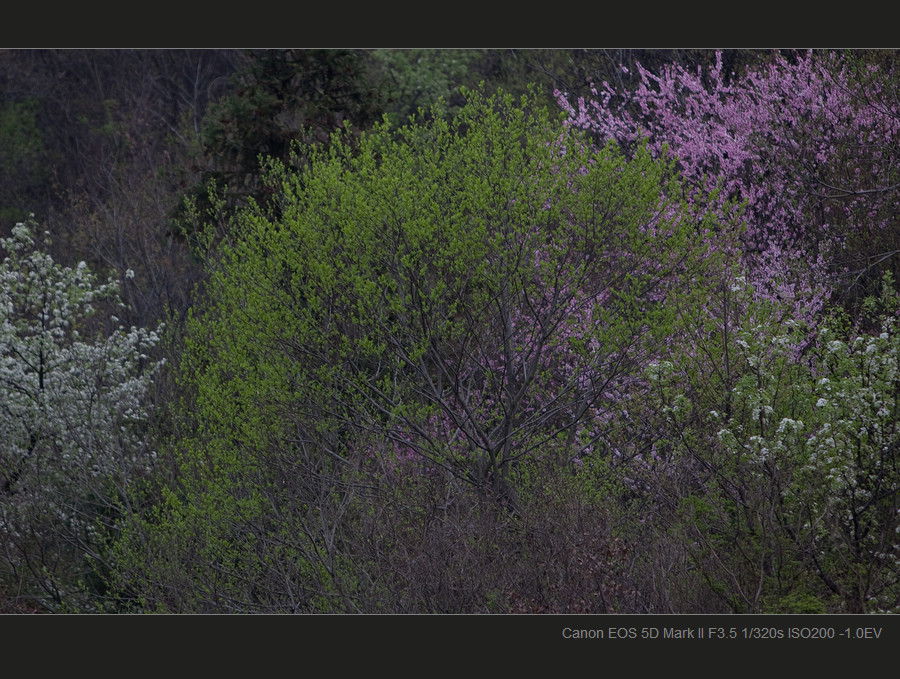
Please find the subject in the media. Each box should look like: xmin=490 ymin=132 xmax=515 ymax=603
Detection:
xmin=707 ymin=298 xmax=900 ymax=609
xmin=0 ymin=222 xmax=162 ymax=602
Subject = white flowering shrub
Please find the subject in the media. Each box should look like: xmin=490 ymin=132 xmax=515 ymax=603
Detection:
xmin=642 ymin=270 xmax=900 ymax=612
xmin=793 ymin=308 xmax=900 ymax=613
xmin=0 ymin=221 xmax=161 ymax=611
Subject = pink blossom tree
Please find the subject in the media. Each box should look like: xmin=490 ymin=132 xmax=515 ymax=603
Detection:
xmin=557 ymin=49 xmax=900 ymax=321
xmin=557 ymin=51 xmax=900 ymax=612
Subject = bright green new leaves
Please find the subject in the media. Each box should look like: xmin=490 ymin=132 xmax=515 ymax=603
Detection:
xmin=125 ymin=89 xmax=711 ymax=612
xmin=214 ymin=89 xmax=702 ymax=488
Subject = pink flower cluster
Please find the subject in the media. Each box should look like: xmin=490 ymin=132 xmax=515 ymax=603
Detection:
xmin=557 ymin=50 xmax=900 ymax=328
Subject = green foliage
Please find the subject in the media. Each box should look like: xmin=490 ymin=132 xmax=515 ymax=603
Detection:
xmin=176 ymin=49 xmax=383 ymax=240
xmin=0 ymin=99 xmax=51 ymax=226
xmin=763 ymin=588 xmax=829 ymax=614
xmin=114 ymin=87 xmax=711 ymax=612
xmin=367 ymin=49 xmax=487 ymax=125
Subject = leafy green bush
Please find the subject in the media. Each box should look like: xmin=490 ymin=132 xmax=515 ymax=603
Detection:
xmin=112 ymin=88 xmax=717 ymax=612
